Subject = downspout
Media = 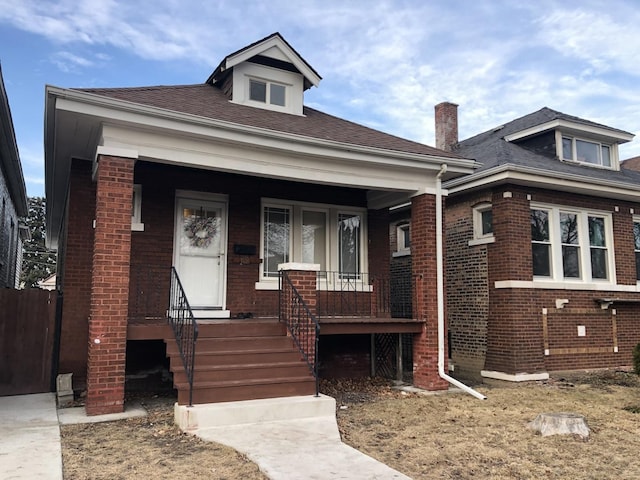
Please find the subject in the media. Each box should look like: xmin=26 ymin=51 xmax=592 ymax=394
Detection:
xmin=436 ymin=164 xmax=487 ymax=400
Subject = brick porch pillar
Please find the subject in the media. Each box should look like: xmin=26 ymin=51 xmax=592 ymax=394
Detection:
xmin=411 ymin=193 xmax=448 ymax=390
xmin=279 ymin=263 xmax=319 ymax=365
xmin=86 ymin=154 xmax=134 ymax=415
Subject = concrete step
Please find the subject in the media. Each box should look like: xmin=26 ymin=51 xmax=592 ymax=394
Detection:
xmin=175 ymin=394 xmax=336 ymax=431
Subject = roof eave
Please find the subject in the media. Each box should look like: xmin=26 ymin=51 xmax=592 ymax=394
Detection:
xmin=445 ymin=163 xmax=640 ymax=202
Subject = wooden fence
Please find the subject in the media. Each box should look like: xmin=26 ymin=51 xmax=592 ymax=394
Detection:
xmin=0 ymin=288 xmax=57 ymax=396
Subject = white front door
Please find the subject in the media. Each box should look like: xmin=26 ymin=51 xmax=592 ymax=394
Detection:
xmin=174 ymin=195 xmax=228 ymax=317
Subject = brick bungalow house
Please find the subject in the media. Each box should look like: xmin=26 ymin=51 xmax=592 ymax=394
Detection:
xmin=44 ymin=34 xmax=479 ymax=415
xmin=436 ymin=103 xmax=640 ymax=382
xmin=0 ymin=65 xmax=28 ymax=289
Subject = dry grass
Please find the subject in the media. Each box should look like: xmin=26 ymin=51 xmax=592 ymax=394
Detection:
xmin=330 ymin=372 xmax=640 ymax=480
xmin=60 ymin=372 xmax=640 ymax=480
xmin=60 ymin=395 xmax=267 ymax=480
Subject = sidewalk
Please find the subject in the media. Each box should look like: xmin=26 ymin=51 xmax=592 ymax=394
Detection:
xmin=0 ymin=393 xmax=62 ymax=480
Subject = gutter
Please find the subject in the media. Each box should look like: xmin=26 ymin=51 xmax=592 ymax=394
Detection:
xmin=435 ymin=164 xmax=487 ymax=400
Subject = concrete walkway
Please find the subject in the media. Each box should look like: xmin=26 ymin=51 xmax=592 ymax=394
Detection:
xmin=177 ymin=395 xmax=411 ymax=480
xmin=0 ymin=393 xmax=62 ymax=480
xmin=1 ymin=393 xmax=409 ymax=480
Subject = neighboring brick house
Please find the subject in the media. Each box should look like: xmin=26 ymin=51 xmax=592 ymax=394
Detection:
xmin=437 ymin=102 xmax=640 ymax=382
xmin=0 ymin=65 xmax=28 ymax=289
xmin=44 ymin=34 xmax=477 ymax=414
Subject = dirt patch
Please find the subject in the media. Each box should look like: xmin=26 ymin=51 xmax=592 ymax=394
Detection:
xmin=60 ymin=393 xmax=267 ymax=480
xmin=334 ymin=372 xmax=640 ymax=479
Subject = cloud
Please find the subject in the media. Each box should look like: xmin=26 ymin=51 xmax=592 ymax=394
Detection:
xmin=50 ymin=51 xmax=95 ymax=73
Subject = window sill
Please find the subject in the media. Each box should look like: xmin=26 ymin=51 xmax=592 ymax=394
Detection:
xmin=392 ymin=250 xmax=411 ymax=258
xmin=494 ymin=280 xmax=640 ymax=292
xmin=255 ymin=280 xmax=279 ymax=291
xmin=468 ymin=236 xmax=495 ymax=247
xmin=131 ymin=223 xmax=145 ymax=232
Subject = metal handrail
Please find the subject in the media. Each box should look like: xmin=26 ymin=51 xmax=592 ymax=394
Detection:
xmin=169 ymin=267 xmax=199 ymax=406
xmin=279 ymin=271 xmax=321 ymax=396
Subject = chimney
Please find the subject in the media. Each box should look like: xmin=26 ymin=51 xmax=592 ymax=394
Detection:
xmin=435 ymin=102 xmax=459 ymax=152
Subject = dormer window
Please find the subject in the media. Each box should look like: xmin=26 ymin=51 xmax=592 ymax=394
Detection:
xmin=561 ymin=136 xmax=612 ymax=168
xmin=249 ymin=79 xmax=286 ymax=107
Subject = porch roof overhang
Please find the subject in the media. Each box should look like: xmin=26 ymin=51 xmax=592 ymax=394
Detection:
xmin=44 ymin=86 xmax=479 ymax=249
xmin=444 ymin=163 xmax=640 ymax=203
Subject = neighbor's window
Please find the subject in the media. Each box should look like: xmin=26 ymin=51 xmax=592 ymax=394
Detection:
xmin=531 ymin=205 xmax=613 ymax=282
xmin=473 ymin=203 xmax=493 ymax=239
xmin=561 ymin=136 xmax=612 ymax=168
xmin=261 ymin=200 xmax=366 ymax=280
xmin=634 ymin=219 xmax=640 ymax=281
xmin=396 ymin=223 xmax=410 ymax=253
xmin=249 ymin=79 xmax=286 ymax=106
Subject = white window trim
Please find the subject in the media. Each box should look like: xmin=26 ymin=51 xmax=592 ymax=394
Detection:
xmin=469 ymin=202 xmax=494 ymax=246
xmin=531 ymin=203 xmax=616 ymax=285
xmin=256 ymin=198 xmax=368 ymax=290
xmin=393 ymin=223 xmax=411 ymax=256
xmin=131 ymin=184 xmax=144 ymax=231
xmin=555 ymin=131 xmax=619 ymax=170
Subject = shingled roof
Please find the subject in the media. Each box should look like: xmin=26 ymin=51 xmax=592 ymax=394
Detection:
xmin=75 ymin=83 xmax=463 ymax=160
xmin=454 ymin=107 xmax=640 ymax=187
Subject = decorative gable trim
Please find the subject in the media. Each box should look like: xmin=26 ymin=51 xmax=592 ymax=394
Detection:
xmin=208 ymin=33 xmax=321 ymax=90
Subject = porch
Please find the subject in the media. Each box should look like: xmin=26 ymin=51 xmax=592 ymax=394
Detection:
xmin=126 ymin=266 xmax=424 ymax=405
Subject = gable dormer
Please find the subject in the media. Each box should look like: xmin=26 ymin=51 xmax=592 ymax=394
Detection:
xmin=206 ymin=33 xmax=321 ymax=116
xmin=502 ymin=108 xmax=634 ymax=171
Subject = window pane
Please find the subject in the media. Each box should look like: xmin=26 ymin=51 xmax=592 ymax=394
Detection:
xmin=602 ymin=145 xmax=611 ymax=167
xmin=532 ymin=243 xmax=551 ymax=277
xmin=250 ymin=80 xmax=266 ymax=102
xmin=270 ymin=84 xmax=285 ymax=106
xmin=588 ymin=216 xmax=606 ymax=247
xmin=576 ymin=139 xmax=599 ymax=164
xmin=590 ymin=248 xmax=607 ymax=279
xmin=562 ymin=137 xmax=573 ymax=160
xmin=481 ymin=209 xmax=493 ymax=235
xmin=562 ymin=245 xmax=581 ymax=278
xmin=531 ymin=209 xmax=549 ymax=241
xmin=302 ymin=210 xmax=326 ymax=269
xmin=560 ymin=212 xmax=579 ymax=244
xmin=339 ymin=213 xmax=360 ymax=276
xmin=633 ymin=222 xmax=640 ymax=250
xmin=264 ymin=207 xmax=290 ymax=277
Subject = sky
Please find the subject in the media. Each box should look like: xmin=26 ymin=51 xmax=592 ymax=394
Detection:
xmin=1 ymin=0 xmax=640 ymax=197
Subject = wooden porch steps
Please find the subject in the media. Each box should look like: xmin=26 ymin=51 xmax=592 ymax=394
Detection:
xmin=165 ymin=320 xmax=316 ymax=405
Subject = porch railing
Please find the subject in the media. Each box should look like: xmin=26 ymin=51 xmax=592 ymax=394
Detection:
xmin=279 ymin=270 xmax=320 ymax=396
xmin=317 ymin=271 xmax=412 ymax=318
xmin=169 ymin=267 xmax=199 ymax=406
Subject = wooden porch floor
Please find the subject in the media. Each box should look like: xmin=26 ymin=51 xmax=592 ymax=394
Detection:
xmin=127 ymin=316 xmax=424 ymax=340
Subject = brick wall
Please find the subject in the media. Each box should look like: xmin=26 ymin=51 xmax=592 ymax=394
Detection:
xmin=445 ymin=191 xmax=491 ymax=381
xmin=86 ymin=155 xmax=134 ymax=415
xmin=389 ymin=209 xmax=413 ymax=318
xmin=58 ymin=160 xmax=95 ymax=385
xmin=485 ymin=185 xmax=640 ymax=376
